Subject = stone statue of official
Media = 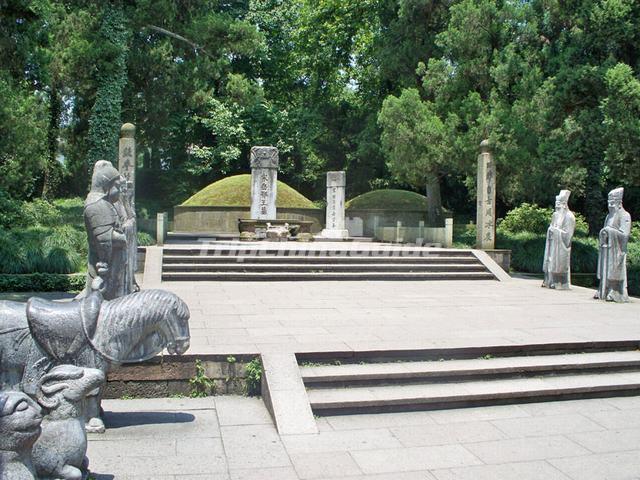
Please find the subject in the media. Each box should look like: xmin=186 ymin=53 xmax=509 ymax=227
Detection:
xmin=542 ymin=190 xmax=576 ymax=290
xmin=81 ymin=161 xmax=138 ymax=301
xmin=595 ymin=187 xmax=631 ymax=303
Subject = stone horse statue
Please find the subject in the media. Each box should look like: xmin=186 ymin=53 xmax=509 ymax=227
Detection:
xmin=0 ymin=279 xmax=190 ymax=433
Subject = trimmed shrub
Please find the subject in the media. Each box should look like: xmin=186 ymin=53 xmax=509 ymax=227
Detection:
xmin=497 ymin=203 xmax=588 ymax=237
xmin=0 ymin=273 xmax=85 ymax=292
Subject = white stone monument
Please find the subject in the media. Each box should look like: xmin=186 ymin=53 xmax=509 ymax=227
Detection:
xmin=476 ymin=139 xmax=496 ymax=249
xmin=250 ymin=146 xmax=279 ymax=220
xmin=321 ymin=171 xmax=349 ymax=239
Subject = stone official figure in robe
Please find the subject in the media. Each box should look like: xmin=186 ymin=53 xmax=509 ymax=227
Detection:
xmin=542 ymin=190 xmax=576 ymax=290
xmin=82 ymin=161 xmax=137 ymax=300
xmin=595 ymin=187 xmax=631 ymax=303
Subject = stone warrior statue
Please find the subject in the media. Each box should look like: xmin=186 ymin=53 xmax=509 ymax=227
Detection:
xmin=595 ymin=187 xmax=632 ymax=303
xmin=542 ymin=190 xmax=576 ymax=290
xmin=81 ymin=160 xmax=138 ymax=300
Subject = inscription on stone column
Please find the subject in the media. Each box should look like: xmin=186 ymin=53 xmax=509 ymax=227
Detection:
xmin=476 ymin=139 xmax=496 ymax=249
xmin=250 ymin=146 xmax=279 ymax=220
xmin=321 ymin=171 xmax=348 ymax=239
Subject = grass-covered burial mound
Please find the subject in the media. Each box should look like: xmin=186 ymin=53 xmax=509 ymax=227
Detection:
xmin=182 ymin=174 xmax=315 ymax=209
xmin=346 ymin=189 xmax=428 ymax=211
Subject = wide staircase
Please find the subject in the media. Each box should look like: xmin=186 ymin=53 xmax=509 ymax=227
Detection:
xmin=299 ymin=342 xmax=640 ymax=416
xmin=160 ymin=245 xmax=498 ymax=281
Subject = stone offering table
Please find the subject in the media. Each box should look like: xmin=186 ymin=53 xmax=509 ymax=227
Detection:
xmin=238 ymin=219 xmax=314 ymax=241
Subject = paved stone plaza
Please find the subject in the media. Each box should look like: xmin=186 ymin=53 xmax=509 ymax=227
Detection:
xmin=84 ymin=272 xmax=640 ymax=479
xmin=161 ymin=277 xmax=639 ymax=356
xmin=89 ymin=394 xmax=640 ymax=480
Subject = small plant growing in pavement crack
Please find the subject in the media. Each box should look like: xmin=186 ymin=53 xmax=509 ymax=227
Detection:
xmin=189 ymin=359 xmax=216 ymax=397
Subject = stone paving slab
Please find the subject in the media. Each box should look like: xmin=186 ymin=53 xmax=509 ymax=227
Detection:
xmin=89 ymin=395 xmax=640 ymax=479
xmin=156 ymin=276 xmax=639 ymax=356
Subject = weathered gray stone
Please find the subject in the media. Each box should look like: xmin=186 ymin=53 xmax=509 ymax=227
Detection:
xmin=542 ymin=190 xmax=576 ymax=290
xmin=265 ymin=222 xmax=291 ymax=241
xmin=476 ymin=140 xmax=496 ymax=249
xmin=595 ymin=187 xmax=632 ymax=302
xmin=32 ymin=365 xmax=106 ymax=480
xmin=119 ymin=123 xmax=138 ymax=294
xmin=321 ymin=171 xmax=348 ymax=239
xmin=0 ymin=391 xmax=42 ymax=480
xmin=0 ymin=279 xmax=191 ymax=433
xmin=250 ymin=147 xmax=279 ymax=220
xmin=82 ymin=160 xmax=138 ymax=300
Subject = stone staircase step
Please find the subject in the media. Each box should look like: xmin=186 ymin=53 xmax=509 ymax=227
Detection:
xmin=162 ymin=263 xmax=488 ymax=273
xmin=301 ymin=351 xmax=640 ymax=387
xmin=162 ymin=255 xmax=481 ymax=264
xmin=161 ymin=248 xmax=476 ymax=258
xmin=307 ymin=371 xmax=640 ymax=414
xmin=161 ymin=271 xmax=497 ymax=281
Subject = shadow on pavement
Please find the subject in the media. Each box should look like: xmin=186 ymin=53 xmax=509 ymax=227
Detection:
xmin=103 ymin=410 xmax=195 ymax=428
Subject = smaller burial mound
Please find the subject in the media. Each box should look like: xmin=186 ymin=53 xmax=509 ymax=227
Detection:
xmin=346 ymin=189 xmax=428 ymax=211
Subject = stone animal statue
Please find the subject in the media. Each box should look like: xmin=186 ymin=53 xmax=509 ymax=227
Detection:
xmin=0 ymin=282 xmax=190 ymax=433
xmin=32 ymin=365 xmax=105 ymax=480
xmin=0 ymin=391 xmax=43 ymax=480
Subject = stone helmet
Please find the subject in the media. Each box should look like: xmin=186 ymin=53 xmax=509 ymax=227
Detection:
xmin=90 ymin=160 xmax=121 ymax=193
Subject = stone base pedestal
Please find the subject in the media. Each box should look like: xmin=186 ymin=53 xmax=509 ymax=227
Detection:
xmin=319 ymin=229 xmax=350 ymax=240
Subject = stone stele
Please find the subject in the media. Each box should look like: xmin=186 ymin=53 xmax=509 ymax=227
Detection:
xmin=595 ymin=187 xmax=632 ymax=303
xmin=476 ymin=139 xmax=496 ymax=249
xmin=542 ymin=190 xmax=576 ymax=290
xmin=118 ymin=123 xmax=138 ymax=295
xmin=320 ymin=171 xmax=349 ymax=239
xmin=250 ymin=146 xmax=279 ymax=220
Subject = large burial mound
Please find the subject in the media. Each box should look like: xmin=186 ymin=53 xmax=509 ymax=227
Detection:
xmin=182 ymin=174 xmax=316 ymax=208
xmin=346 ymin=189 xmax=428 ymax=210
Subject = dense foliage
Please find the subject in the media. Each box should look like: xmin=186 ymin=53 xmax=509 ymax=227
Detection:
xmin=1 ymin=0 xmax=639 ymax=295
xmin=2 ymin=0 xmax=637 ymax=224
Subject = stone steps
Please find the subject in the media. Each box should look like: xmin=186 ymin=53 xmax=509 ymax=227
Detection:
xmin=161 ymin=271 xmax=497 ymax=281
xmin=160 ymin=245 xmax=500 ymax=281
xmin=163 ymin=263 xmax=488 ymax=273
xmin=300 ymin=349 xmax=640 ymax=415
xmin=162 ymin=247 xmax=475 ymax=257
xmin=301 ymin=351 xmax=640 ymax=387
xmin=163 ymin=255 xmax=480 ymax=264
xmin=307 ymin=372 xmax=640 ymax=415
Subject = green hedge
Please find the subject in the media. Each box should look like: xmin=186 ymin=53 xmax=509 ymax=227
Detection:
xmin=497 ymin=232 xmax=639 ymax=296
xmin=0 ymin=273 xmax=85 ymax=292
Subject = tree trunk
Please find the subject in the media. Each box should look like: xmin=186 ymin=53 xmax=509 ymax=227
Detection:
xmin=426 ymin=175 xmax=445 ymax=227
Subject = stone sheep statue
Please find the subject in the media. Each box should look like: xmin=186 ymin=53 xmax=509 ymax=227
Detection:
xmin=0 ymin=391 xmax=43 ymax=480
xmin=32 ymin=365 xmax=106 ymax=480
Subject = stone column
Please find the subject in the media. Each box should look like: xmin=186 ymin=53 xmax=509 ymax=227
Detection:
xmin=476 ymin=139 xmax=496 ymax=249
xmin=118 ymin=123 xmax=138 ymax=293
xmin=250 ymin=146 xmax=279 ymax=220
xmin=321 ymin=171 xmax=349 ymax=239
xmin=118 ymin=123 xmax=136 ymax=209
